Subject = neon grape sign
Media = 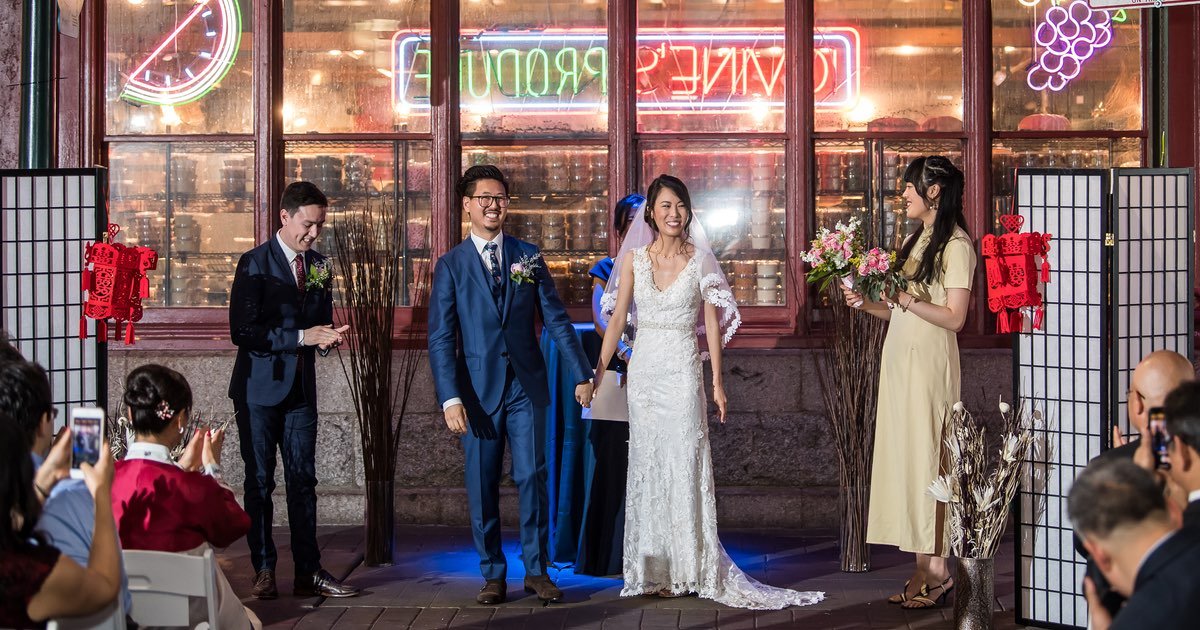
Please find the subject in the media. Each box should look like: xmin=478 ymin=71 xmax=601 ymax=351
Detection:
xmin=1026 ymin=0 xmax=1114 ymax=92
xmin=120 ymin=0 xmax=242 ymax=106
xmin=392 ymin=27 xmax=862 ymax=115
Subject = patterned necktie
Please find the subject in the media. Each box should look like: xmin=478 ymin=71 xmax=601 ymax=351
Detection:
xmin=293 ymin=254 xmax=305 ymax=294
xmin=484 ymin=242 xmax=502 ymax=304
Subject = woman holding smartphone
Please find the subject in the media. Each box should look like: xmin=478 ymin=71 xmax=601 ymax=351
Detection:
xmin=0 ymin=418 xmax=122 ymax=628
xmin=842 ymin=156 xmax=976 ymax=609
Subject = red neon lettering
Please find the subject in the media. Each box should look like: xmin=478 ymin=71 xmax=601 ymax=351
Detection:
xmin=669 ymin=45 xmax=700 ymax=96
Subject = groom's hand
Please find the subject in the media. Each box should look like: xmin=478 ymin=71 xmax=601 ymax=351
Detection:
xmin=575 ymin=381 xmax=594 ymax=408
xmin=304 ymin=324 xmax=347 ymax=348
xmin=444 ymin=404 xmax=467 ymax=435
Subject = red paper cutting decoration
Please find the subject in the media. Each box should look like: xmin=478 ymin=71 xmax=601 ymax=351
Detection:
xmin=80 ymin=224 xmax=159 ymax=344
xmin=981 ymin=213 xmax=1053 ymax=334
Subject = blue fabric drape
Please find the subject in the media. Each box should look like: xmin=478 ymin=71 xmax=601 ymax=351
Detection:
xmin=541 ymin=323 xmax=594 ymax=565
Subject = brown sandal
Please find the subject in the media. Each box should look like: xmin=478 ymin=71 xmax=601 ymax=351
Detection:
xmin=887 ymin=580 xmax=926 ymax=604
xmin=902 ymin=577 xmax=953 ymax=609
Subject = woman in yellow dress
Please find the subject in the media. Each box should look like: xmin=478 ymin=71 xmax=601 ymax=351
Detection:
xmin=842 ymin=155 xmax=976 ymax=609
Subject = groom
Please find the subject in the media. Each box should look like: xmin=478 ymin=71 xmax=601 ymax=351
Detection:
xmin=428 ymin=165 xmax=594 ymax=605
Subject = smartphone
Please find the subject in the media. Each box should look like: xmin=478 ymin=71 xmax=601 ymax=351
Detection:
xmin=69 ymin=407 xmax=105 ymax=474
xmin=1149 ymin=407 xmax=1170 ymax=470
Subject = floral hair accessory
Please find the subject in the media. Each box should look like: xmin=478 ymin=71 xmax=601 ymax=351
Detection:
xmin=156 ymin=400 xmax=175 ymax=420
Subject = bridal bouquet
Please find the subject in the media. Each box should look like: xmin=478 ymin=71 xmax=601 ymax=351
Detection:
xmin=801 ymin=218 xmax=906 ymax=303
xmin=926 ymin=398 xmax=1038 ymax=559
xmin=801 ymin=218 xmax=861 ymax=292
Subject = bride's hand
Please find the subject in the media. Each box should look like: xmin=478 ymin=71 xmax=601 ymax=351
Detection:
xmin=712 ymin=382 xmax=727 ymax=424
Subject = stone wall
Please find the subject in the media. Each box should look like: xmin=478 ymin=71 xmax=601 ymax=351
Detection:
xmin=1 ymin=0 xmax=22 ymax=168
xmin=106 ymin=347 xmax=1013 ymax=529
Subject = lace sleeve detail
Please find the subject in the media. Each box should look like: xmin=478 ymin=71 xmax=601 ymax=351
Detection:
xmin=699 ymin=272 xmax=741 ymax=347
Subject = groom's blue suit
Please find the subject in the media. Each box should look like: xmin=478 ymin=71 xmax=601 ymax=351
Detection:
xmin=428 ymin=234 xmax=592 ymax=580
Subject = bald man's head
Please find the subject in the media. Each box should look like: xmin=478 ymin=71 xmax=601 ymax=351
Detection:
xmin=1128 ymin=350 xmax=1196 ymax=432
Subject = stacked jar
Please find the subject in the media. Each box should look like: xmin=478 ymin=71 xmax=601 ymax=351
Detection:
xmin=731 ymin=261 xmax=756 ymax=304
xmin=755 ymin=260 xmax=781 ymax=305
xmin=541 ymin=212 xmax=566 ymax=250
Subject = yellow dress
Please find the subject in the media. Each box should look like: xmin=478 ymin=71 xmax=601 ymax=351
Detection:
xmin=866 ymin=227 xmax=976 ymax=556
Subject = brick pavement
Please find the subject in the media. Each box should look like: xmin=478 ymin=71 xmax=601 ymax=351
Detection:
xmin=218 ymin=526 xmax=1031 ymax=629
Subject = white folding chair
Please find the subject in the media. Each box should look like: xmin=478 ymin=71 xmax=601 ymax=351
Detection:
xmin=124 ymin=548 xmax=220 ymax=630
xmin=46 ymin=598 xmax=126 ymax=630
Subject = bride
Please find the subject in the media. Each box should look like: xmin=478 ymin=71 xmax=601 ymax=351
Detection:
xmin=593 ymin=174 xmax=824 ymax=610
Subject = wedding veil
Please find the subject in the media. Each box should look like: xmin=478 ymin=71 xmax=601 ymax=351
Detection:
xmin=599 ymin=213 xmax=741 ymax=357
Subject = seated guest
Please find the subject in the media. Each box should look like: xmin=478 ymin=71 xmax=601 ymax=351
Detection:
xmin=0 ymin=358 xmax=133 ymax=614
xmin=1102 ymin=349 xmax=1195 ymax=466
xmin=1164 ymin=381 xmax=1200 ymax=530
xmin=1072 ymin=459 xmax=1200 ymax=630
xmin=111 ymin=364 xmax=260 ymax=630
xmin=0 ymin=418 xmax=122 ymax=628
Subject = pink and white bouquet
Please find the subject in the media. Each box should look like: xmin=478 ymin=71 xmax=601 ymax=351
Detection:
xmin=851 ymin=247 xmax=907 ymax=302
xmin=801 ymin=218 xmax=861 ymax=292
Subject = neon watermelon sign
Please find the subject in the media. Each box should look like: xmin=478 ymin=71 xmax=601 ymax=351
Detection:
xmin=392 ymin=27 xmax=861 ymax=115
xmin=120 ymin=0 xmax=242 ymax=107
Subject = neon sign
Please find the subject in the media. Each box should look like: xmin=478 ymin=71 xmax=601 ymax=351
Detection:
xmin=392 ymin=27 xmax=861 ymax=115
xmin=1026 ymin=0 xmax=1113 ymax=92
xmin=120 ymin=0 xmax=242 ymax=106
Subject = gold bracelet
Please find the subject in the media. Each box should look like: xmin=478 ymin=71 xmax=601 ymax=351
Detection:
xmin=902 ymin=294 xmax=917 ymax=312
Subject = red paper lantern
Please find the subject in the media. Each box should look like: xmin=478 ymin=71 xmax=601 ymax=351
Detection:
xmin=981 ymin=214 xmax=1052 ymax=334
xmin=80 ymin=224 xmax=158 ymax=344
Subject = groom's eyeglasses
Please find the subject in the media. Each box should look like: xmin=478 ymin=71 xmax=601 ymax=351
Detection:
xmin=470 ymin=195 xmax=510 ymax=209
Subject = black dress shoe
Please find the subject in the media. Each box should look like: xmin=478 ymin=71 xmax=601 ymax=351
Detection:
xmin=293 ymin=569 xmax=362 ymax=598
xmin=523 ymin=574 xmax=563 ymax=603
xmin=477 ymin=579 xmax=506 ymax=605
xmin=252 ymin=570 xmax=277 ymax=600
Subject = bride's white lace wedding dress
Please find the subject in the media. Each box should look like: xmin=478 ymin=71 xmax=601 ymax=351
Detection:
xmin=618 ymin=247 xmax=824 ymax=610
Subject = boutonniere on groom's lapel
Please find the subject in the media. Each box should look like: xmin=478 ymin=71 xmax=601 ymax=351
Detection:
xmin=305 ymin=259 xmax=332 ymax=290
xmin=509 ymin=253 xmax=541 ymax=285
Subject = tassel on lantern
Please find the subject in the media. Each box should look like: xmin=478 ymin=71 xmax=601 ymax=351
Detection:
xmin=97 ymin=320 xmax=108 ymax=342
xmin=1041 ymin=258 xmax=1051 ymax=283
xmin=124 ymin=322 xmax=135 ymax=345
xmin=79 ymin=316 xmax=87 ymax=340
xmin=139 ymin=276 xmax=149 ymax=298
xmin=1011 ymin=311 xmax=1024 ymax=333
xmin=1033 ymin=306 xmax=1045 ymax=331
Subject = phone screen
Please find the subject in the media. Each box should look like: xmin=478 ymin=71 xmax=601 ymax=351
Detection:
xmin=71 ymin=410 xmax=103 ymax=469
xmin=1149 ymin=407 xmax=1170 ymax=470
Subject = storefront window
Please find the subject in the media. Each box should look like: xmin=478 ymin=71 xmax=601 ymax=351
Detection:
xmin=991 ymin=138 xmax=1142 ymax=232
xmin=640 ymin=141 xmax=786 ymax=307
xmin=459 ymin=1 xmax=608 ymax=137
xmin=286 ymin=141 xmax=432 ymax=306
xmin=108 ymin=142 xmax=255 ymax=307
xmin=105 ymin=0 xmax=253 ymax=135
xmin=992 ymin=1 xmax=1142 ymax=131
xmin=460 ymin=146 xmax=608 ymax=305
xmin=637 ymin=0 xmax=786 ymax=134
xmin=284 ymin=0 xmax=430 ymax=134
xmin=814 ymin=0 xmax=963 ymax=133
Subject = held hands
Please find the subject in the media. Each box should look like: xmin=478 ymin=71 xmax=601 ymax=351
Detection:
xmin=305 ymin=324 xmax=351 ymax=350
xmin=841 ymin=285 xmax=866 ymax=309
xmin=576 ymin=380 xmax=594 ymax=408
xmin=178 ymin=428 xmax=205 ymax=472
xmin=1083 ymin=577 xmax=1113 ymax=630
xmin=444 ymin=404 xmax=468 ymax=436
xmin=80 ymin=442 xmax=115 ymax=501
xmin=202 ymin=428 xmax=225 ymax=468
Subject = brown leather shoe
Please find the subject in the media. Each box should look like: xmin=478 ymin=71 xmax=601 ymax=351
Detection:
xmin=252 ymin=570 xmax=277 ymax=600
xmin=293 ymin=569 xmax=361 ymax=598
xmin=523 ymin=574 xmax=563 ymax=603
xmin=477 ymin=579 xmax=506 ymax=605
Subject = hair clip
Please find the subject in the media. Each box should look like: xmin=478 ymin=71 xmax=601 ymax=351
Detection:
xmin=156 ymin=400 xmax=175 ymax=420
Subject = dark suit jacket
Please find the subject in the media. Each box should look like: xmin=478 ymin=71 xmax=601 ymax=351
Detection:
xmin=227 ymin=237 xmax=333 ymax=407
xmin=1111 ymin=529 xmax=1200 ymax=630
xmin=428 ymin=236 xmax=592 ymax=416
xmin=1184 ymin=499 xmax=1200 ymax=532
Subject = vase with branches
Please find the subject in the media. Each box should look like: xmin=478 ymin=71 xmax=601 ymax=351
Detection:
xmin=331 ymin=207 xmax=429 ymax=567
xmin=927 ymin=399 xmax=1039 ymax=629
xmin=815 ymin=283 xmax=887 ymax=572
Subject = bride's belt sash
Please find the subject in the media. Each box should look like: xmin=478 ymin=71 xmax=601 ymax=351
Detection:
xmin=637 ymin=320 xmax=693 ymax=332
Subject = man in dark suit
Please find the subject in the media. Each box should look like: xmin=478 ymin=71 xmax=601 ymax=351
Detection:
xmin=228 ymin=181 xmax=357 ymax=599
xmin=1079 ymin=349 xmax=1195 ymax=615
xmin=1164 ymin=381 xmax=1200 ymax=531
xmin=1072 ymin=459 xmax=1200 ymax=630
xmin=428 ymin=165 xmax=593 ymax=605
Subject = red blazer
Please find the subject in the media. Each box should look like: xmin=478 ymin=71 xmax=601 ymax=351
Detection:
xmin=111 ymin=459 xmax=250 ymax=552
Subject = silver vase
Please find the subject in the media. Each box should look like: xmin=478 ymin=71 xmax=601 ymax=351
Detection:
xmin=953 ymin=557 xmax=994 ymax=630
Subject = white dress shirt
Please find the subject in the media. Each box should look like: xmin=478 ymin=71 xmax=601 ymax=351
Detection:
xmin=442 ymin=231 xmax=505 ymax=411
xmin=277 ymin=232 xmax=306 ymax=347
